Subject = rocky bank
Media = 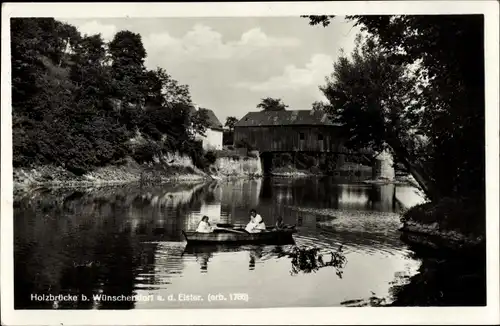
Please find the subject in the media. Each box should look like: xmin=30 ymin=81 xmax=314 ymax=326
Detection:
xmin=13 ymin=155 xmax=208 ymax=191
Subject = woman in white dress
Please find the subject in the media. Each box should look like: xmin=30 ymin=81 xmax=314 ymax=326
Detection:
xmin=196 ymin=216 xmax=214 ymax=233
xmin=245 ymin=209 xmax=266 ymax=233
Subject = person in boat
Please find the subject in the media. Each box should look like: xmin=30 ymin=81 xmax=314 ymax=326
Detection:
xmin=196 ymin=216 xmax=215 ymax=233
xmin=275 ymin=216 xmax=285 ymax=230
xmin=245 ymin=209 xmax=266 ymax=233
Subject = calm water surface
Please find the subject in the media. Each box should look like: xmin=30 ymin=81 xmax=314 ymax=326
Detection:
xmin=14 ymin=177 xmax=427 ymax=309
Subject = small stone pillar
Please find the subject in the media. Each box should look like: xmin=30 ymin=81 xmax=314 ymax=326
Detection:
xmin=372 ymin=149 xmax=395 ymax=180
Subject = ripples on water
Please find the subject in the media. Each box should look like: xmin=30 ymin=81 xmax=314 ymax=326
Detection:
xmin=14 ymin=177 xmax=426 ymax=309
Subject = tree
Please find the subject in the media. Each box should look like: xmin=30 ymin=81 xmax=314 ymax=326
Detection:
xmin=11 ymin=18 xmax=211 ymax=172
xmin=305 ymin=15 xmax=485 ymax=201
xmin=11 ymin=18 xmax=81 ymax=115
xmin=257 ymin=97 xmax=288 ymax=111
xmin=70 ymin=34 xmax=112 ymax=105
xmin=144 ymin=67 xmax=192 ymax=108
xmin=311 ymin=101 xmax=329 ymax=112
xmin=108 ymin=30 xmax=147 ymax=105
xmin=224 ymin=116 xmax=238 ymax=131
xmin=320 ymin=35 xmax=436 ymax=199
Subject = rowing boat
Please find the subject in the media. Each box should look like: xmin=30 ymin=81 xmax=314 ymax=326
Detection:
xmin=182 ymin=226 xmax=297 ymax=244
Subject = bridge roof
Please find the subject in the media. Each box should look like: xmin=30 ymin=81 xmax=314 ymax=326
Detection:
xmin=235 ymin=110 xmax=340 ymax=127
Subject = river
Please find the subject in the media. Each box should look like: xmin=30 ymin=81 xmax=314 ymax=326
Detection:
xmin=14 ymin=176 xmax=429 ymax=309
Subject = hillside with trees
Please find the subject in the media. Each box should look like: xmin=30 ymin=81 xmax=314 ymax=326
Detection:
xmin=11 ymin=18 xmax=210 ymax=178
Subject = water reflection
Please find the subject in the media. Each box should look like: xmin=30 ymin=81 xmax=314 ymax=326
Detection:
xmin=14 ymin=177 xmax=458 ymax=309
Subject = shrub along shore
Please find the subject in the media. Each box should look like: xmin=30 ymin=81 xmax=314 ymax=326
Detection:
xmin=400 ymin=197 xmax=485 ymax=254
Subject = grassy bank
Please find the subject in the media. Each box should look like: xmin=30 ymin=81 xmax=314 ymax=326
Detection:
xmin=400 ymin=197 xmax=485 ymax=252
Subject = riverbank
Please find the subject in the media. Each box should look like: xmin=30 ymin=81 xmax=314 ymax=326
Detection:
xmin=399 ymin=197 xmax=485 ymax=253
xmin=13 ymin=155 xmax=209 ymax=191
xmin=270 ymin=167 xmax=315 ymax=178
xmin=270 ymin=163 xmax=371 ymax=178
xmin=362 ymin=174 xmax=421 ymax=188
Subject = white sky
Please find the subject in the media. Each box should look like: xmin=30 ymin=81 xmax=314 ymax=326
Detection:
xmin=60 ymin=17 xmax=361 ymax=123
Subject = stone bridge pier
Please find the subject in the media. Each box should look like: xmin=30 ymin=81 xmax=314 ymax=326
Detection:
xmin=372 ymin=149 xmax=395 ymax=180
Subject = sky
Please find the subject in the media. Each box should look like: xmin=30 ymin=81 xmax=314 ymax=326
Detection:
xmin=60 ymin=17 xmax=361 ymax=124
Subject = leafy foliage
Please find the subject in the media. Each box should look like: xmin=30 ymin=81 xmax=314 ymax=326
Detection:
xmin=234 ymin=139 xmax=255 ymax=151
xmin=288 ymin=245 xmax=347 ymax=278
xmin=204 ymin=151 xmax=217 ymax=165
xmin=224 ymin=116 xmax=239 ymax=131
xmin=257 ymin=97 xmax=289 ymax=111
xmin=311 ymin=101 xmax=329 ymax=112
xmin=11 ymin=18 xmax=210 ymax=173
xmin=321 ymin=35 xmax=418 ymax=152
xmin=305 ymin=15 xmax=485 ymax=200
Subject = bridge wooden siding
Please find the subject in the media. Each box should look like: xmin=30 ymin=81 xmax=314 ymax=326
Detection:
xmin=234 ymin=125 xmax=345 ymax=153
xmin=233 ymin=110 xmax=373 ymax=157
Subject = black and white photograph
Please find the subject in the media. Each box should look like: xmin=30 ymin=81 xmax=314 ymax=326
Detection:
xmin=1 ymin=2 xmax=499 ymax=325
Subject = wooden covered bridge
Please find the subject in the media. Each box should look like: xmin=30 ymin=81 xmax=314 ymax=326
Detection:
xmin=233 ymin=110 xmax=392 ymax=177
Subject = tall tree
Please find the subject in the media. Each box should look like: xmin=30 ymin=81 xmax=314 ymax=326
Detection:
xmin=144 ymin=67 xmax=192 ymax=107
xmin=257 ymin=97 xmax=289 ymax=111
xmin=320 ymin=35 xmax=436 ymax=199
xmin=108 ymin=30 xmax=147 ymax=105
xmin=70 ymin=34 xmax=112 ymax=105
xmin=224 ymin=116 xmax=239 ymax=131
xmin=11 ymin=18 xmax=80 ymax=114
xmin=305 ymin=15 xmax=485 ymax=200
xmin=141 ymin=67 xmax=208 ymax=144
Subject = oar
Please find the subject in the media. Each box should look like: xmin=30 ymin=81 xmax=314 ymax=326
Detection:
xmin=216 ymin=227 xmax=247 ymax=234
xmin=216 ymin=223 xmax=246 ymax=230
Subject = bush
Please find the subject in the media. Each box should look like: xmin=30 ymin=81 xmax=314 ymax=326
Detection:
xmin=235 ymin=139 xmax=254 ymax=151
xmin=204 ymin=150 xmax=217 ymax=165
xmin=248 ymin=150 xmax=259 ymax=158
xmin=402 ymin=197 xmax=485 ymax=237
xmin=132 ymin=142 xmax=161 ymax=164
xmin=306 ymin=156 xmax=317 ymax=168
xmin=281 ymin=153 xmax=293 ymax=166
xmin=322 ymin=157 xmax=337 ymax=175
xmin=272 ymin=153 xmax=291 ymax=168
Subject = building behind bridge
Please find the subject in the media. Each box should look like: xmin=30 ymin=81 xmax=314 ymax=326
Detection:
xmin=233 ymin=110 xmax=345 ymax=153
xmin=191 ymin=106 xmax=224 ymax=150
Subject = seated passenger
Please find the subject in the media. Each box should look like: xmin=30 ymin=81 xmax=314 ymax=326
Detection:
xmin=275 ymin=217 xmax=285 ymax=230
xmin=245 ymin=209 xmax=266 ymax=233
xmin=196 ymin=216 xmax=214 ymax=233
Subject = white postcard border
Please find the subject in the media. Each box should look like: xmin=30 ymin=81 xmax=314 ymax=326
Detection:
xmin=1 ymin=1 xmax=499 ymax=325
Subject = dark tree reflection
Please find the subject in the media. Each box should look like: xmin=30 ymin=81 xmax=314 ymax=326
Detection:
xmin=389 ymin=247 xmax=486 ymax=306
xmin=287 ymin=245 xmax=347 ymax=278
